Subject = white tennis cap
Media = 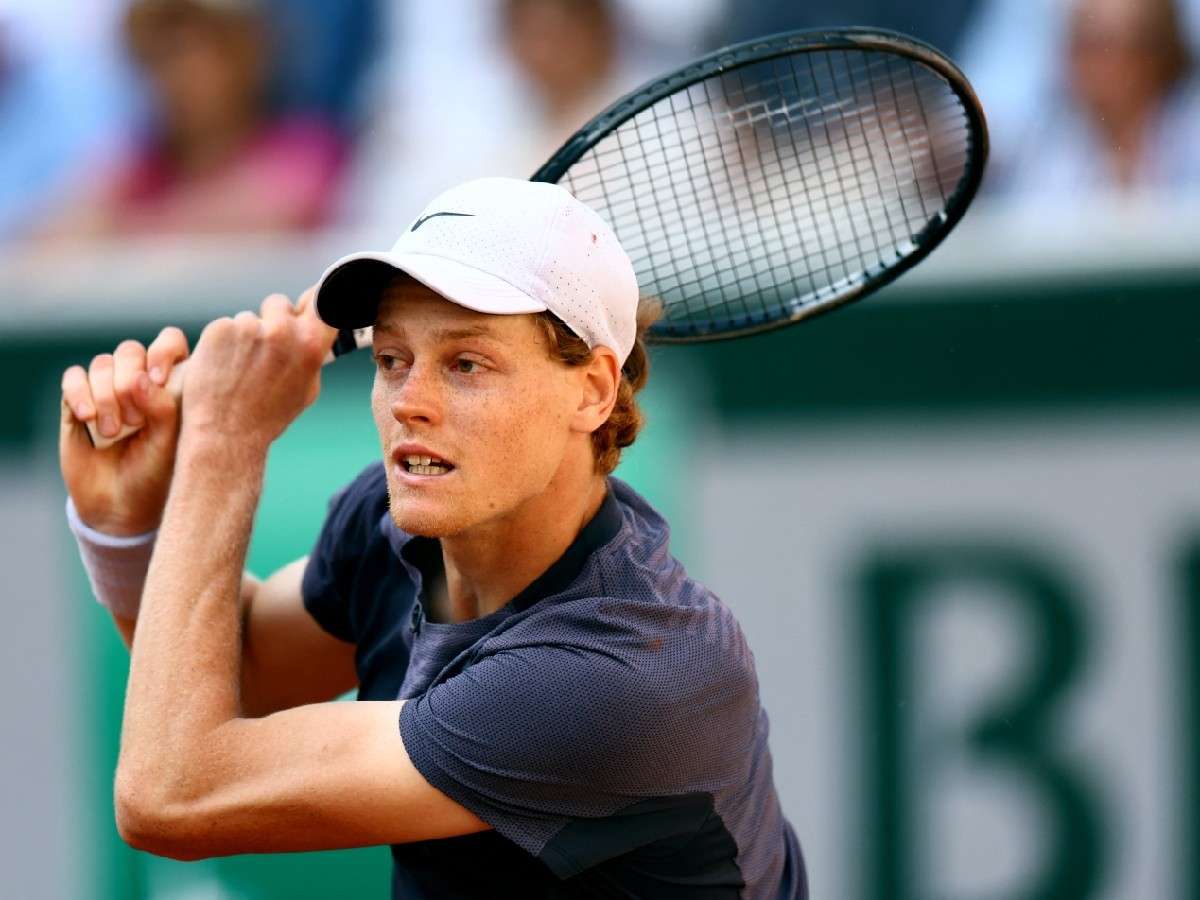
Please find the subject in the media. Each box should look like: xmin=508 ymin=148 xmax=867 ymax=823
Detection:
xmin=315 ymin=177 xmax=640 ymax=363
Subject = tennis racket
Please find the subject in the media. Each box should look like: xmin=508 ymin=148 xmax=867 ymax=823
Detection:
xmin=88 ymin=27 xmax=987 ymax=448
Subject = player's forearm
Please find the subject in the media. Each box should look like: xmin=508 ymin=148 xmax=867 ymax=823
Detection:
xmin=109 ymin=576 xmax=257 ymax=653
xmin=118 ymin=436 xmax=267 ymax=794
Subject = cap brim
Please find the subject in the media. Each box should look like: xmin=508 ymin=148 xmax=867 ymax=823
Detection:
xmin=315 ymin=251 xmax=547 ymax=330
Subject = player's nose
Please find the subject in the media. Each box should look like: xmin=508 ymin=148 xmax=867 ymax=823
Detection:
xmin=389 ymin=360 xmax=444 ymax=427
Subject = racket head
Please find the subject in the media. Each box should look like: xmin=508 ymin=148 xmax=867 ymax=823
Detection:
xmin=532 ymin=28 xmax=989 ymax=343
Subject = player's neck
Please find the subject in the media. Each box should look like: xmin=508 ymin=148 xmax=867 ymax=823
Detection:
xmin=436 ymin=462 xmax=607 ymax=622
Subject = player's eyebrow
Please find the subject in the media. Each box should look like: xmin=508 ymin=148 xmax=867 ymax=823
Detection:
xmin=431 ymin=325 xmax=499 ymax=342
xmin=372 ymin=322 xmax=502 ymax=343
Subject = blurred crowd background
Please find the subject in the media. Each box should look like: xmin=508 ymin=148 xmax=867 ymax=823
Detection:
xmin=1 ymin=0 xmax=1198 ymax=248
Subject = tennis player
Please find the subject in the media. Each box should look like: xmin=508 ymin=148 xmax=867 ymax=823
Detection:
xmin=60 ymin=177 xmax=806 ymax=898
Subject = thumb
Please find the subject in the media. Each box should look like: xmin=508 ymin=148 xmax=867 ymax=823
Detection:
xmin=297 ymin=285 xmax=338 ymax=353
xmin=140 ymin=364 xmax=185 ymax=421
xmin=135 ymin=370 xmax=182 ymax=448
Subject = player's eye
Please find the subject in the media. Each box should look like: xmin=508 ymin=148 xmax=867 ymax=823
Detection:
xmin=374 ymin=353 xmax=399 ymax=372
xmin=454 ymin=358 xmax=481 ymax=374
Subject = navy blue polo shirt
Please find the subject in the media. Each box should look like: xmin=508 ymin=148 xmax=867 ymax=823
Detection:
xmin=302 ymin=462 xmax=806 ymax=899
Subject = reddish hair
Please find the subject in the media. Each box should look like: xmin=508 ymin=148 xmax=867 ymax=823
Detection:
xmin=536 ymin=302 xmax=658 ymax=475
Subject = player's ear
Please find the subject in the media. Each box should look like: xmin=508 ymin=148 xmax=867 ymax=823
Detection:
xmin=571 ymin=347 xmax=620 ymax=434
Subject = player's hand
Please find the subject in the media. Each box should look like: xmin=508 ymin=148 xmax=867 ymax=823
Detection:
xmin=179 ymin=287 xmax=336 ymax=455
xmin=59 ymin=327 xmax=190 ymax=536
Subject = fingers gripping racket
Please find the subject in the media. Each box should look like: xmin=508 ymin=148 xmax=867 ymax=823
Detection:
xmin=88 ymin=27 xmax=987 ymax=448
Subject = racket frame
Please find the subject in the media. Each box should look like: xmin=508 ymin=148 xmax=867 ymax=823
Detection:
xmin=530 ymin=27 xmax=990 ymax=343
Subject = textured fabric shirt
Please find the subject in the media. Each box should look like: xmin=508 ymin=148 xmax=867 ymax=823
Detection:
xmin=302 ymin=463 xmax=806 ymax=899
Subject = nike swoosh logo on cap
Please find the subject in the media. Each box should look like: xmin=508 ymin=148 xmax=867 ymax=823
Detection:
xmin=410 ymin=211 xmax=475 ymax=232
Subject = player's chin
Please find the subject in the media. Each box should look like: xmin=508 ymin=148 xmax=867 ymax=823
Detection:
xmin=386 ymin=485 xmax=469 ymax=538
xmin=388 ymin=502 xmax=461 ymax=538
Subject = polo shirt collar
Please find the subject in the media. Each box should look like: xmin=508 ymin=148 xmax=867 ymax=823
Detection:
xmin=380 ymin=486 xmax=624 ymax=613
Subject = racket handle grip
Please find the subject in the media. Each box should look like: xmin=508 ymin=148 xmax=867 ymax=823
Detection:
xmin=86 ymin=363 xmax=186 ymax=450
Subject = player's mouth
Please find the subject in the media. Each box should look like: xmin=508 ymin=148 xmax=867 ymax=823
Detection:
xmin=393 ymin=444 xmax=457 ymax=478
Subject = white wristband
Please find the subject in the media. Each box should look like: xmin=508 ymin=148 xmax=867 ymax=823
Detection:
xmin=65 ymin=497 xmax=157 ymax=619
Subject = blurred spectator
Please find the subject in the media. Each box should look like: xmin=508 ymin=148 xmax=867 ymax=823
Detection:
xmin=502 ymin=0 xmax=625 ymax=159
xmin=45 ymin=0 xmax=345 ymax=238
xmin=264 ymin=0 xmax=382 ymax=132
xmin=0 ymin=1 xmax=134 ymax=241
xmin=1059 ymin=0 xmax=1198 ymax=189
xmin=340 ymin=0 xmax=699 ymax=238
xmin=965 ymin=0 xmax=1200 ymax=199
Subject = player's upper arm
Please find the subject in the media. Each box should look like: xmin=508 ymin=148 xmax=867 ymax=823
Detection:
xmin=240 ymin=557 xmax=358 ymax=717
xmin=115 ymin=699 xmax=490 ymax=859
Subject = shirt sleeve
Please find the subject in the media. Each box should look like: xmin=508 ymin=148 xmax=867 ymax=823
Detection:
xmin=301 ymin=462 xmax=387 ymax=643
xmin=397 ymin=608 xmax=758 ymax=872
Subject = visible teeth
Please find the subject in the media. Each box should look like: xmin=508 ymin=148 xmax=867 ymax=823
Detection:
xmin=408 ymin=464 xmax=448 ymax=476
xmin=404 ymin=454 xmax=445 ymax=466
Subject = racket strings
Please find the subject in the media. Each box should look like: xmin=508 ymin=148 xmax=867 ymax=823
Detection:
xmin=566 ymin=102 xmax=969 ymax=226
xmin=558 ymin=48 xmax=973 ymax=334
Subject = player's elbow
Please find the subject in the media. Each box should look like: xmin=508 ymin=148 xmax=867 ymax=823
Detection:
xmin=113 ymin=772 xmax=211 ymax=860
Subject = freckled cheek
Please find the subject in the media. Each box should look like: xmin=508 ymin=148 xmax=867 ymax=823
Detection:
xmin=370 ymin=380 xmax=391 ymax=440
xmin=462 ymin=395 xmax=518 ymax=462
xmin=500 ymin=392 xmax=570 ymax=473
xmin=459 ymin=393 xmax=546 ymax=479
